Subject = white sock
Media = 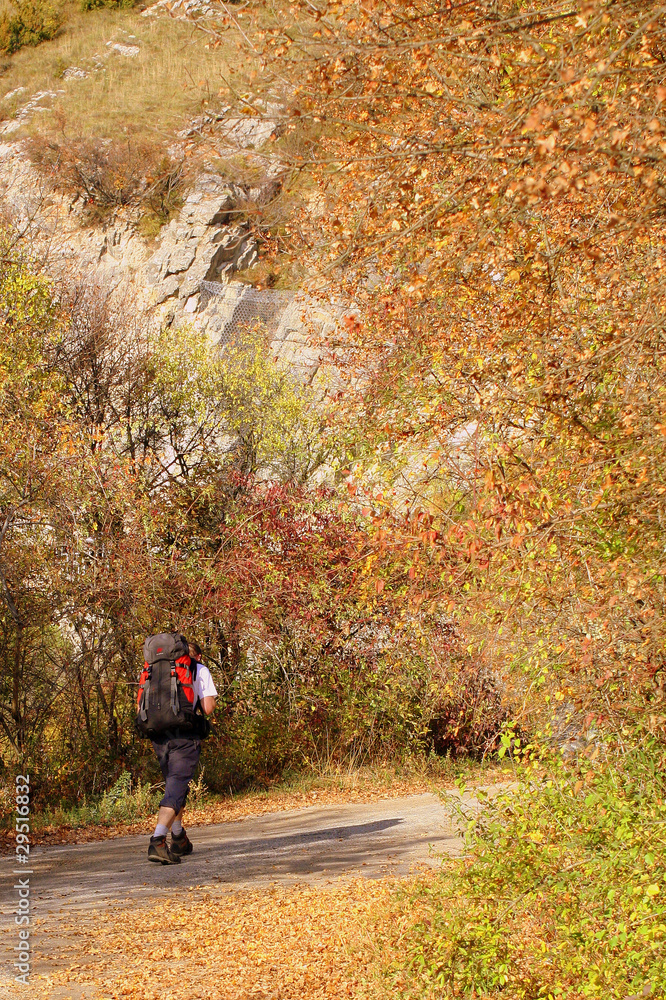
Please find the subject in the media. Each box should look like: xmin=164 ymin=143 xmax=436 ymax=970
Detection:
xmin=153 ymin=823 xmax=169 ymax=838
xmin=171 ymin=820 xmax=184 ymax=836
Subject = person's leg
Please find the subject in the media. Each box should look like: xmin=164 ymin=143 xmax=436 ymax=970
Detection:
xmin=164 ymin=741 xmax=200 ymax=855
xmin=171 ymin=808 xmax=184 ymax=835
xmin=148 ymin=740 xmax=180 ymax=864
xmin=155 ymin=805 xmax=176 ymax=832
xmin=169 ymin=813 xmax=191 ymax=855
xmin=150 ymin=740 xmax=171 ymax=835
xmin=161 ymin=739 xmax=200 ymax=813
xmin=155 ymin=806 xmax=183 ymax=835
xmin=153 ymin=741 xmax=193 ymax=811
xmin=148 ymin=738 xmax=200 ymax=861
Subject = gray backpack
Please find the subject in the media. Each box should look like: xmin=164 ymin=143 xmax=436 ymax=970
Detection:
xmin=136 ymin=633 xmax=200 ymax=738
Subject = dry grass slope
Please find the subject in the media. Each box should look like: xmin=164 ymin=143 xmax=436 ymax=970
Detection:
xmin=1 ymin=2 xmax=259 ymax=139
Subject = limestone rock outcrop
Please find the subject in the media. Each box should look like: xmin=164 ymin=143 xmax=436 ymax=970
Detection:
xmin=0 ymin=141 xmax=335 ymax=366
xmin=0 ymin=143 xmax=266 ymax=308
xmin=143 ymin=173 xmax=261 ymax=312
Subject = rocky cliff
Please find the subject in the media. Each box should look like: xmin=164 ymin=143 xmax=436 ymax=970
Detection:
xmin=0 ymin=139 xmax=333 ymax=383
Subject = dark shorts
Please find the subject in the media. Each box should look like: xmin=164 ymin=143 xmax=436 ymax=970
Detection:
xmin=151 ymin=737 xmax=201 ymax=813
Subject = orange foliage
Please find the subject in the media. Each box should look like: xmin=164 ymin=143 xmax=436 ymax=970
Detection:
xmin=246 ymin=0 xmax=666 ymax=733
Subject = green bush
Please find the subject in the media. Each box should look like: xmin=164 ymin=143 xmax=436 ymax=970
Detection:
xmin=371 ymin=737 xmax=666 ymax=999
xmin=0 ymin=0 xmax=63 ymax=55
xmin=96 ymin=771 xmax=159 ymax=823
xmin=202 ymin=713 xmax=297 ymax=794
xmin=200 ymin=654 xmax=444 ymax=794
xmin=80 ymin=0 xmax=135 ymax=10
xmin=28 ymin=771 xmax=161 ymax=831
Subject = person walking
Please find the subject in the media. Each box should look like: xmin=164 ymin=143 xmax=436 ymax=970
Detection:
xmin=136 ymin=634 xmax=217 ymax=864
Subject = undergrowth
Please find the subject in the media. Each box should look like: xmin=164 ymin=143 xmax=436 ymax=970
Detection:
xmin=366 ymin=735 xmax=666 ymax=999
xmin=80 ymin=0 xmax=134 ymax=10
xmin=27 ymin=125 xmax=185 ymax=221
xmin=34 ymin=770 xmax=162 ymax=830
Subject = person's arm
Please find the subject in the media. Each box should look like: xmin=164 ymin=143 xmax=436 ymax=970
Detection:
xmin=201 ymin=695 xmax=216 ymax=715
xmin=195 ymin=662 xmax=218 ymax=716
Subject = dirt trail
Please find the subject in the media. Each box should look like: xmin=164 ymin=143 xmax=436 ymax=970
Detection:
xmin=1 ymin=792 xmax=464 ymax=919
xmin=0 ymin=791 xmax=479 ymax=995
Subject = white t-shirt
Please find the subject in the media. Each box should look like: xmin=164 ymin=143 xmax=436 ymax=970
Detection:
xmin=193 ymin=662 xmax=218 ymax=703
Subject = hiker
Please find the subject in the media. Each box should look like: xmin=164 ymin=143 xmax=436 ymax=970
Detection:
xmin=136 ymin=633 xmax=217 ymax=864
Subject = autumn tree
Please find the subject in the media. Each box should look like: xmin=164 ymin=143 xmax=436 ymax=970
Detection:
xmin=0 ymin=235 xmax=69 ymax=762
xmin=210 ymin=0 xmax=666 ymax=736
xmin=1 ymin=251 xmax=452 ymax=801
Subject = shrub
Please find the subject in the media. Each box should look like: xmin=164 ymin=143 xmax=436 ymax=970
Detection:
xmin=137 ymin=157 xmax=186 ymax=235
xmin=97 ymin=771 xmax=159 ymax=823
xmin=369 ymin=737 xmax=666 ymax=999
xmin=26 ymin=130 xmax=184 ymax=220
xmin=27 ymin=771 xmax=161 ymax=831
xmin=80 ymin=0 xmax=135 ymax=10
xmin=202 ymin=713 xmax=296 ymax=794
xmin=427 ymin=655 xmax=506 ymax=758
xmin=0 ymin=0 xmax=63 ymax=55
xmin=180 ymin=642 xmax=475 ymax=795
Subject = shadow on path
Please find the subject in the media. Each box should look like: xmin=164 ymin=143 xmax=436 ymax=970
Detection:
xmin=0 ymin=793 xmax=463 ymax=917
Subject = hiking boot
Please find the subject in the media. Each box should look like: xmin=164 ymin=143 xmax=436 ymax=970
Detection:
xmin=148 ymin=835 xmax=181 ymax=864
xmin=170 ymin=829 xmax=193 ymax=857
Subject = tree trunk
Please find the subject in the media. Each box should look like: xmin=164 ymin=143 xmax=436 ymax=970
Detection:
xmin=12 ymin=623 xmax=24 ymax=754
xmin=76 ymin=660 xmax=93 ymax=740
